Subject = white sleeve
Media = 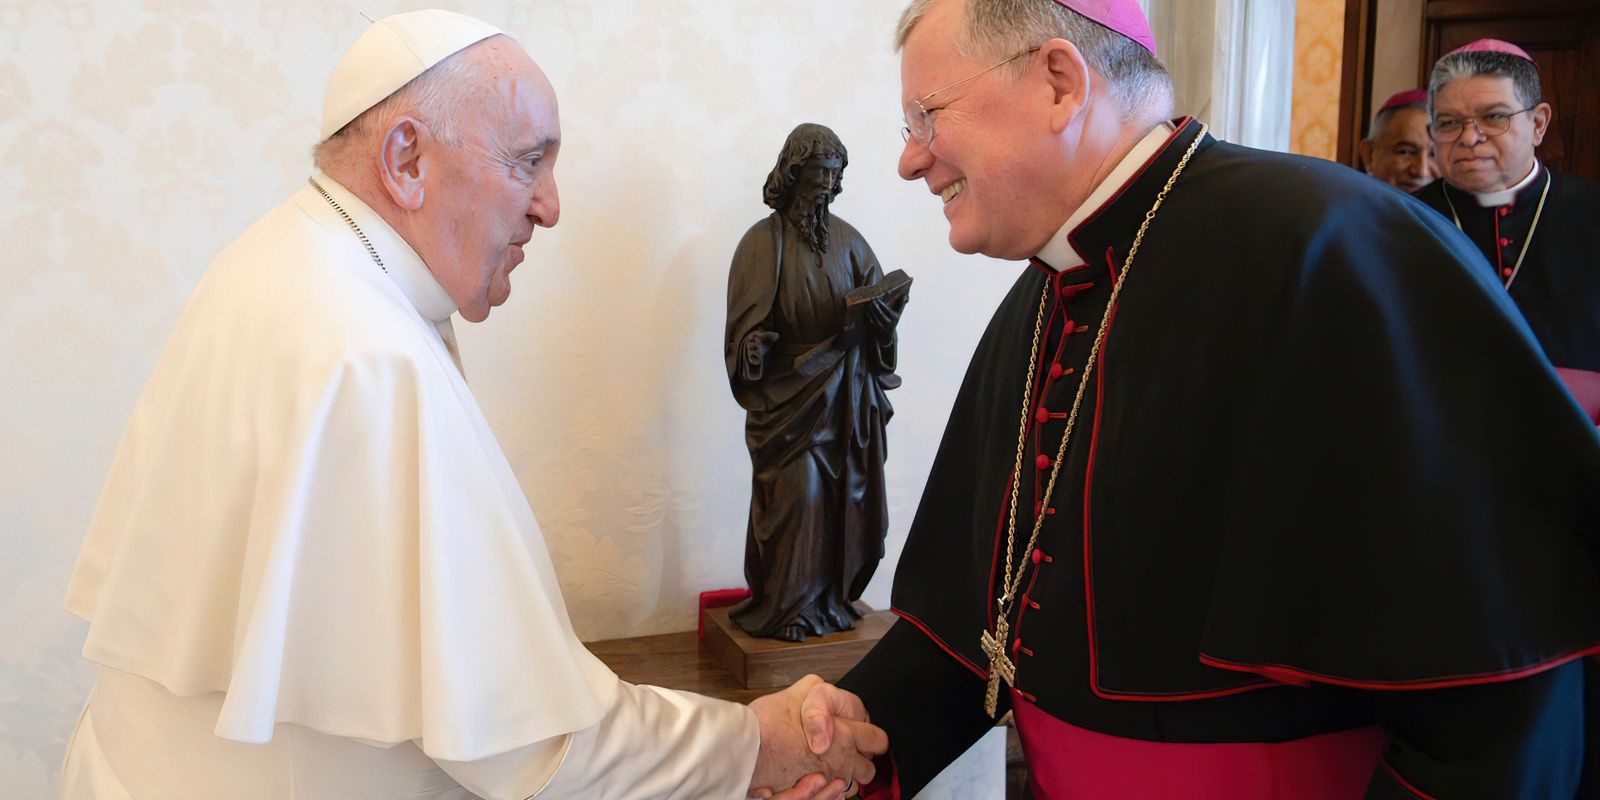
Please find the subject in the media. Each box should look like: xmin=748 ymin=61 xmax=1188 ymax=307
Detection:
xmin=431 ymin=733 xmax=571 ymax=800
xmin=432 ymin=681 xmax=760 ymax=800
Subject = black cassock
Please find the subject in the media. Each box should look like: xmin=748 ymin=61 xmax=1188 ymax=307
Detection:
xmin=839 ymin=119 xmax=1600 ymax=798
xmin=1414 ymin=167 xmax=1600 ymax=371
xmin=724 ymin=212 xmax=896 ymax=639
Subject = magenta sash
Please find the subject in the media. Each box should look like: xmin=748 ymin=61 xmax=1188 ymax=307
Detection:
xmin=1012 ymin=691 xmax=1385 ymax=799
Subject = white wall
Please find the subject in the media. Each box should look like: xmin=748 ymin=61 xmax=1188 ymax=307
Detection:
xmin=0 ymin=0 xmax=1020 ymax=794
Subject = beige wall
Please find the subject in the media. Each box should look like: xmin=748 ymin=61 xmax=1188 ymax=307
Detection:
xmin=1290 ymin=0 xmax=1346 ymax=158
xmin=1372 ymin=0 xmax=1427 ymax=125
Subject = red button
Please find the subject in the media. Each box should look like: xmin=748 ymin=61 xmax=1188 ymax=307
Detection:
xmin=1049 ymin=363 xmax=1065 ymax=379
xmin=1502 ymin=267 xmax=1514 ymax=277
xmin=1075 ymin=324 xmax=1090 ymax=334
xmin=1036 ymin=454 xmax=1052 ymax=470
xmin=1063 ymin=318 xmax=1076 ymax=333
xmin=1499 ymin=207 xmax=1511 ymax=217
xmin=1012 ymin=638 xmax=1023 ymax=653
xmin=1499 ymin=238 xmax=1512 ymax=247
xmin=1061 ymin=282 xmax=1096 ymax=301
xmin=1036 ymin=407 xmax=1050 ymax=423
xmin=1032 ymin=548 xmax=1044 ymax=564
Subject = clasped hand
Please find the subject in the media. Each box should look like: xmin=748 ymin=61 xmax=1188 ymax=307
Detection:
xmin=747 ymin=674 xmax=887 ymax=799
xmin=744 ymin=330 xmax=780 ymax=366
xmin=864 ymin=296 xmax=901 ymax=337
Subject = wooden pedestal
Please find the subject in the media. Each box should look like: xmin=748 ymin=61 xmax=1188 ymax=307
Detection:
xmin=700 ymin=605 xmax=895 ymax=689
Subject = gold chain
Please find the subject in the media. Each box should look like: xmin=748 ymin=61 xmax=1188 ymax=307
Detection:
xmin=983 ymin=124 xmax=1208 ymax=717
xmin=1441 ymin=168 xmax=1551 ymax=290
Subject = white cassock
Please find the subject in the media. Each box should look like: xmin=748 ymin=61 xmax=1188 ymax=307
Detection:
xmin=58 ymin=173 xmax=760 ymax=799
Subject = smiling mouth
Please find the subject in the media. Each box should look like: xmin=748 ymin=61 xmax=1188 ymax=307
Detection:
xmin=940 ymin=179 xmax=967 ymax=204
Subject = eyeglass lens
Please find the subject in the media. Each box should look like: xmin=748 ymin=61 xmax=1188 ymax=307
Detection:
xmin=1431 ymin=110 xmax=1524 ymax=141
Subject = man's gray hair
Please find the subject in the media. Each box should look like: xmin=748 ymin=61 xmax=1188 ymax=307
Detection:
xmin=895 ymin=0 xmax=1173 ymax=119
xmin=311 ymin=40 xmax=485 ymax=170
xmin=1427 ymin=50 xmax=1543 ymax=116
xmin=1367 ymin=100 xmax=1424 ymax=139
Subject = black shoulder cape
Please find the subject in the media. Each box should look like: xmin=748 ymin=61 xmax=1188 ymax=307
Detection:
xmin=891 ymin=119 xmax=1600 ymax=705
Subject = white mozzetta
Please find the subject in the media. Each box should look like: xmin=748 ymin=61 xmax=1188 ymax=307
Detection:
xmin=63 ymin=174 xmax=620 ymax=762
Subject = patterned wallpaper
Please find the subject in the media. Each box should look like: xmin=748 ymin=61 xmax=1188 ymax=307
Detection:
xmin=1290 ymin=0 xmax=1344 ymax=159
xmin=0 ymin=0 xmax=1017 ymax=794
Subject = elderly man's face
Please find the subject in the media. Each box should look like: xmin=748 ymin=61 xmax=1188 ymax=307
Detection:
xmin=1359 ymin=107 xmax=1436 ymax=192
xmin=897 ymin=0 xmax=1061 ymax=260
xmin=416 ymin=38 xmax=561 ymax=323
xmin=1432 ymin=74 xmax=1549 ymax=195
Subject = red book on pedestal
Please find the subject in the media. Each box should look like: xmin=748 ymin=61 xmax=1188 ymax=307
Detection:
xmin=698 ymin=589 xmax=752 ymax=639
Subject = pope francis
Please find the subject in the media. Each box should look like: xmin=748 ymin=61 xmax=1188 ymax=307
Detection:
xmin=57 ymin=10 xmax=883 ymax=800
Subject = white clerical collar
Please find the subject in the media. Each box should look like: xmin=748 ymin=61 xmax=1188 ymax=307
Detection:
xmin=301 ymin=172 xmax=459 ymax=323
xmin=1469 ymin=160 xmax=1541 ymax=208
xmin=1035 ymin=121 xmax=1179 ymax=271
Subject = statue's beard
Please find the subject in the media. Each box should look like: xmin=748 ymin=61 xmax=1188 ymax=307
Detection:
xmin=788 ymin=196 xmax=832 ymax=254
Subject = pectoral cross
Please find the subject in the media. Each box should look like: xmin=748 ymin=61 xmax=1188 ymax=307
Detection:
xmin=979 ymin=619 xmax=1016 ymax=718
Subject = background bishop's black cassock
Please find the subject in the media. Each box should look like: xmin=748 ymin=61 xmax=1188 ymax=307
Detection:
xmin=1413 ymin=168 xmax=1600 ymax=372
xmin=839 ymin=119 xmax=1600 ymax=799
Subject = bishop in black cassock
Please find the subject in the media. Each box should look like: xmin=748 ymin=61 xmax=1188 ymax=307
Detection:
xmin=1412 ymin=40 xmax=1600 ymax=377
xmin=830 ymin=4 xmax=1600 ymax=799
xmin=1414 ymin=166 xmax=1600 ymax=372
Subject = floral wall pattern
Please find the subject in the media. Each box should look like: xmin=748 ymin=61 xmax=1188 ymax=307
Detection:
xmin=0 ymin=1 xmax=1017 ymax=794
xmin=1290 ymin=0 xmax=1344 ymax=159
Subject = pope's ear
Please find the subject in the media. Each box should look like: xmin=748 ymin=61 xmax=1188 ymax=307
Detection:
xmin=378 ymin=117 xmax=426 ymax=210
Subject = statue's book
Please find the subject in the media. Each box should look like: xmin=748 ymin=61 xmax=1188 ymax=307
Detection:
xmin=845 ymin=269 xmax=912 ymax=310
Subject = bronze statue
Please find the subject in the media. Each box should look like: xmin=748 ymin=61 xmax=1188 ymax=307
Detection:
xmin=724 ymin=123 xmax=910 ymax=642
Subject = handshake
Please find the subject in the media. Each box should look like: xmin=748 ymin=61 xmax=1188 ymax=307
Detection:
xmin=746 ymin=674 xmax=888 ymax=799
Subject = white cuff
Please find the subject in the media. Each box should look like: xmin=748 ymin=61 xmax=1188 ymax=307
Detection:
xmin=534 ymin=681 xmax=759 ymax=800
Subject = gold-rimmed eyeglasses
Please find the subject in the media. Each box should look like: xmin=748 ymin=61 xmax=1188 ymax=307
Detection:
xmin=1429 ymin=108 xmax=1536 ymax=142
xmin=901 ymin=47 xmax=1041 ymax=146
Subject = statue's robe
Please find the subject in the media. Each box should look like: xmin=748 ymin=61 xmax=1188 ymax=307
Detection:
xmin=725 ymin=211 xmax=898 ymax=639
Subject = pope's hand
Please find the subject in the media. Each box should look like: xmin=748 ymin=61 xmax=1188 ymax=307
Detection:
xmin=747 ymin=674 xmax=886 ymax=798
xmin=746 ymin=773 xmax=850 ymax=800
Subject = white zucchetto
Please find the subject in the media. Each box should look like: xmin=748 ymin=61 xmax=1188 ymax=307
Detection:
xmin=320 ymin=9 xmax=503 ymax=140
